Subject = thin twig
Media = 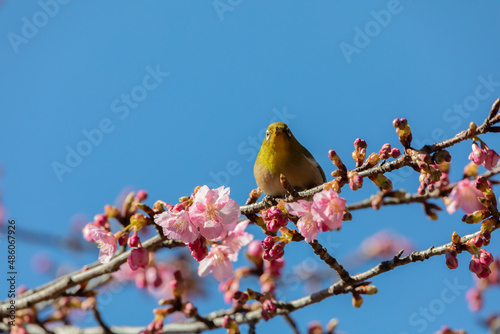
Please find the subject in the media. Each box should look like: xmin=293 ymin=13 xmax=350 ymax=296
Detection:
xmin=283 ymin=314 xmax=300 ymax=334
xmin=93 ymin=307 xmax=113 ymax=334
xmin=308 ymin=240 xmax=353 ymax=284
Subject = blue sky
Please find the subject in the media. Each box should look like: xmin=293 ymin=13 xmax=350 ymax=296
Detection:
xmin=1 ymin=1 xmax=500 ymax=333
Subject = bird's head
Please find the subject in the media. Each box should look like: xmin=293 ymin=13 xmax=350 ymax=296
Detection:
xmin=264 ymin=122 xmax=294 ymax=149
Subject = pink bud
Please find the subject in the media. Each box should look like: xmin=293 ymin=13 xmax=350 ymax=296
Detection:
xmin=188 ymin=236 xmax=208 ymax=261
xmin=379 ymin=144 xmax=391 ymax=160
xmin=261 ymin=299 xmax=277 ymax=321
xmin=135 ymin=190 xmax=148 ymax=202
xmin=483 ymin=148 xmax=499 ymax=170
xmin=128 ymin=232 xmax=140 ymax=248
xmin=479 ymin=249 xmax=493 ymax=267
xmin=349 ymin=173 xmax=363 ymax=191
xmin=469 ymin=257 xmax=483 ymax=275
xmin=353 ymin=138 xmax=367 ymax=149
xmin=472 ymin=235 xmax=483 ymax=248
xmin=445 ymin=251 xmax=458 ymax=269
xmin=391 ymin=148 xmax=401 ymax=158
xmin=261 ymin=236 xmax=275 ymax=250
xmin=266 ymin=219 xmax=280 ymax=233
xmin=94 ymin=214 xmax=107 ymax=226
xmin=247 ymin=240 xmax=264 ymax=258
xmin=269 ymin=243 xmax=285 ymax=260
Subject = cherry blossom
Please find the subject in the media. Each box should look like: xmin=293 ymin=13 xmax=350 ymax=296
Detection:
xmin=89 ymin=225 xmax=117 ymax=264
xmin=154 ymin=209 xmax=198 ymax=244
xmin=189 ymin=186 xmax=240 ymax=241
xmin=197 ymin=245 xmax=233 ymax=281
xmin=311 ymin=188 xmax=346 ymax=231
xmin=286 ymin=200 xmax=319 ymax=242
xmin=444 ymin=179 xmax=484 ymax=214
xmin=223 ymin=220 xmax=253 ymax=261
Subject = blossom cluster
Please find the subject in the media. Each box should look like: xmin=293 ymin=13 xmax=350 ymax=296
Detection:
xmin=82 ymin=191 xmax=151 ymax=270
xmin=154 ymin=186 xmax=252 ymax=281
xmin=286 ymin=189 xmax=346 ymax=243
xmin=81 ymin=186 xmax=253 ymax=282
xmin=468 ymin=141 xmax=499 ymax=170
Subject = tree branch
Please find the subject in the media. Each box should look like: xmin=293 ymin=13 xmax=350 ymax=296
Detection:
xmin=0 ymin=237 xmax=183 ymax=316
xmin=6 ymin=219 xmax=497 ymax=333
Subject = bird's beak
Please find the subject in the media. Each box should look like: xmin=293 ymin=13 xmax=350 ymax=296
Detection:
xmin=275 ymin=126 xmax=284 ymax=135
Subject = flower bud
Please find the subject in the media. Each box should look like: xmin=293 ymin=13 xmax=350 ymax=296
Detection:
xmin=354 ymin=138 xmax=367 ymax=149
xmin=104 ymin=205 xmax=121 ymax=218
xmin=233 ymin=291 xmax=249 ymax=305
xmin=445 ymin=251 xmax=458 ymax=270
xmin=269 ymin=243 xmax=285 ymax=260
xmin=366 ymin=153 xmax=381 ymax=167
xmin=355 ymin=285 xmax=378 ymax=295
xmin=471 ymin=235 xmax=483 ymax=248
xmin=135 ymin=190 xmax=148 ymax=202
xmin=188 ymin=236 xmax=208 ymax=261
xmin=94 ymin=214 xmax=107 ymax=226
xmin=352 ymin=293 xmax=363 ymax=308
xmin=469 ymin=143 xmax=485 ymax=165
xmin=261 ymin=299 xmax=277 ymax=321
xmin=329 ymin=150 xmax=345 ymax=169
xmin=390 ymin=148 xmax=401 ymax=159
xmin=183 ymin=302 xmax=197 ymax=317
xmin=128 ymin=232 xmax=140 ymax=247
xmin=348 ymin=172 xmax=363 ymax=191
xmin=261 ymin=236 xmax=276 ymax=250
xmin=130 ymin=213 xmax=148 ymax=229
xmin=222 ymin=315 xmax=240 ymax=334
xmin=379 ymin=143 xmax=392 ymax=160
xmin=462 ymin=210 xmax=488 ymax=224
xmin=452 ymin=231 xmax=461 ymax=245
xmin=247 ymin=240 xmax=264 ymax=262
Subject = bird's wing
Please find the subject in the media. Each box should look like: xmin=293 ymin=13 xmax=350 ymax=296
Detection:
xmin=302 ymin=145 xmax=327 ymax=182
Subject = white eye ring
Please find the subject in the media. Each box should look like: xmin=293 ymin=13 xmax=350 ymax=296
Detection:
xmin=266 ymin=130 xmax=270 ymax=141
xmin=286 ymin=128 xmax=292 ymax=137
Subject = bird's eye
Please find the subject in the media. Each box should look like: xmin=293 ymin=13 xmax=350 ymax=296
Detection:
xmin=286 ymin=128 xmax=292 ymax=137
xmin=266 ymin=130 xmax=270 ymax=141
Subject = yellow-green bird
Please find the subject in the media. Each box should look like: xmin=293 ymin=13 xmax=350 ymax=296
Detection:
xmin=254 ymin=122 xmax=326 ymax=196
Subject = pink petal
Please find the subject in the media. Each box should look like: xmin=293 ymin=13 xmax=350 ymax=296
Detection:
xmin=197 ymin=257 xmax=212 ymax=277
xmin=218 ymin=200 xmax=240 ymax=225
xmin=212 ymin=258 xmax=233 ymax=281
xmin=199 ymin=220 xmax=224 ymax=241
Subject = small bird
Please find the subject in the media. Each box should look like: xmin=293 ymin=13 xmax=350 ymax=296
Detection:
xmin=254 ymin=122 xmax=326 ymax=196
